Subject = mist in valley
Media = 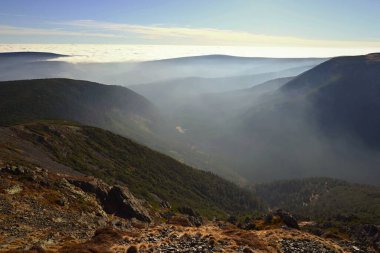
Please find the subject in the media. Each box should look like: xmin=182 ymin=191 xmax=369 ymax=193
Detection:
xmin=1 ymin=52 xmax=380 ymax=186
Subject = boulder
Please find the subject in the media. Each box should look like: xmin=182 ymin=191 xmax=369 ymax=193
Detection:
xmin=67 ymin=178 xmax=152 ymax=223
xmin=104 ymin=186 xmax=152 ymax=222
xmin=178 ymin=206 xmax=203 ymax=227
xmin=274 ymin=209 xmax=299 ymax=229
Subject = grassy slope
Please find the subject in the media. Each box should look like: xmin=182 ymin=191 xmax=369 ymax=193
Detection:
xmin=6 ymin=121 xmax=262 ymax=217
xmin=255 ymin=178 xmax=380 ymax=223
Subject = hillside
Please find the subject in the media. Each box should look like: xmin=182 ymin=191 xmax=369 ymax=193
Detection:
xmin=0 ymin=78 xmax=250 ymax=182
xmin=200 ymin=53 xmax=380 ymax=184
xmin=281 ymin=53 xmax=380 ymax=149
xmin=1 ymin=164 xmax=378 ymax=252
xmin=0 ymin=164 xmax=140 ymax=251
xmin=0 ymin=78 xmax=166 ymax=147
xmin=255 ymin=178 xmax=380 ymax=224
xmin=0 ymin=121 xmax=262 ymax=217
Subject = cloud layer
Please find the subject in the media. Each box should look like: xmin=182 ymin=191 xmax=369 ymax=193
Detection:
xmin=60 ymin=20 xmax=380 ymax=47
xmin=2 ymin=19 xmax=380 ymax=48
xmin=0 ymin=24 xmax=120 ymax=38
xmin=2 ymin=43 xmax=380 ymax=63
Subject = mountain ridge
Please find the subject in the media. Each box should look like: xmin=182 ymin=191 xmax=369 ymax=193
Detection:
xmin=279 ymin=52 xmax=380 ymax=148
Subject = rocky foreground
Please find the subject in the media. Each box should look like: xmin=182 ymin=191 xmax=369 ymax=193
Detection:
xmin=0 ymin=165 xmax=379 ymax=252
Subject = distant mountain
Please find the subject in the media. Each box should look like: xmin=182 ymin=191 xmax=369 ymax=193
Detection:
xmin=0 ymin=78 xmax=162 ymax=146
xmin=149 ymin=54 xmax=263 ymax=63
xmin=0 ymin=51 xmax=67 ymax=60
xmin=99 ymin=55 xmax=325 ymax=86
xmin=130 ymin=70 xmax=298 ymax=110
xmin=0 ymin=52 xmax=326 ymax=85
xmin=0 ymin=120 xmax=262 ymax=217
xmin=147 ymin=54 xmax=326 ymax=65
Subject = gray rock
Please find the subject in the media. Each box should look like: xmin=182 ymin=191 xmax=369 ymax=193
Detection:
xmin=67 ymin=178 xmax=151 ymax=222
xmin=104 ymin=186 xmax=152 ymax=222
xmin=275 ymin=209 xmax=299 ymax=229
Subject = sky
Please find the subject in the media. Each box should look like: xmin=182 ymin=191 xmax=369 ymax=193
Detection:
xmin=0 ymin=0 xmax=380 ymax=60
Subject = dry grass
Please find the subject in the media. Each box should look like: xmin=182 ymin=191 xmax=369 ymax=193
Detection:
xmin=58 ymin=228 xmax=123 ymax=253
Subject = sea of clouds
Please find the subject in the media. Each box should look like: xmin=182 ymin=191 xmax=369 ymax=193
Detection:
xmin=1 ymin=44 xmax=380 ymax=62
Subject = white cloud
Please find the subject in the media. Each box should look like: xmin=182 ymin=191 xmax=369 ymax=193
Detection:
xmin=1 ymin=44 xmax=380 ymax=63
xmin=0 ymin=24 xmax=122 ymax=38
xmin=58 ymin=20 xmax=380 ymax=48
xmin=1 ymin=20 xmax=380 ymax=48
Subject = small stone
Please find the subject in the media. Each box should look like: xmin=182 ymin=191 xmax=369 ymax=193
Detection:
xmin=243 ymin=247 xmax=253 ymax=253
xmin=127 ymin=245 xmax=138 ymax=253
xmin=55 ymin=198 xmax=66 ymax=206
xmin=5 ymin=184 xmax=22 ymax=195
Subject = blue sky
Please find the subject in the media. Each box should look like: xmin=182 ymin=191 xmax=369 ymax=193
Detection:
xmin=1 ymin=0 xmax=380 ymax=47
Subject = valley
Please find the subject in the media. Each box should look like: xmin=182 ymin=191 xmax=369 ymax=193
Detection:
xmin=0 ymin=50 xmax=380 ymax=252
xmin=2 ymin=1 xmax=380 ymax=252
